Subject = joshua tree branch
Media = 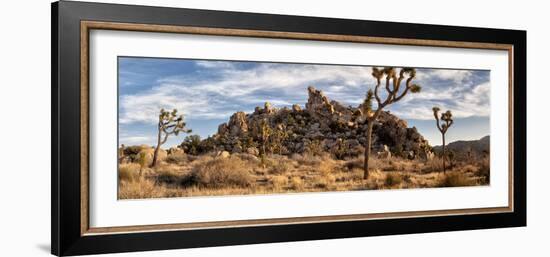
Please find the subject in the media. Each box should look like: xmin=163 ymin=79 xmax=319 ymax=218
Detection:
xmin=433 ymin=109 xmax=443 ymax=132
xmin=160 ymin=134 xmax=169 ymax=145
xmin=385 ymin=75 xmax=393 ymax=96
xmin=393 ymin=86 xmax=410 ymax=103
xmin=374 ymin=79 xmax=382 ymax=105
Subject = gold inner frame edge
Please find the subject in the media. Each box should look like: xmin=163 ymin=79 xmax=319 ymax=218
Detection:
xmin=80 ymin=20 xmax=515 ymax=236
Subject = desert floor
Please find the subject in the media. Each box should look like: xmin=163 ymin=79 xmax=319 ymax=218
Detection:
xmin=118 ymin=152 xmax=489 ymax=199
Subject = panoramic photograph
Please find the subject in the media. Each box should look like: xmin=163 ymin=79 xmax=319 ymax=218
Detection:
xmin=117 ymin=57 xmax=491 ymax=199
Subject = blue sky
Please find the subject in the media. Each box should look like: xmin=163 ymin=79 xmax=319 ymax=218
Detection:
xmin=118 ymin=57 xmax=490 ymax=148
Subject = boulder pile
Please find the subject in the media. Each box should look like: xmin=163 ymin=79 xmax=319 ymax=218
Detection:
xmin=208 ymin=86 xmax=432 ymax=159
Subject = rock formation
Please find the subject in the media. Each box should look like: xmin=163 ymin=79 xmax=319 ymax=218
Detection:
xmin=194 ymin=86 xmax=432 ymax=159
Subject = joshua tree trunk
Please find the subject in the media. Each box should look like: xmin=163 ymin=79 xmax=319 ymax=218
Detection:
xmin=151 ymin=130 xmax=162 ymax=168
xmin=363 ymin=122 xmax=374 ymax=179
xmin=432 ymin=107 xmax=453 ymax=174
xmin=441 ymin=134 xmax=446 ymax=173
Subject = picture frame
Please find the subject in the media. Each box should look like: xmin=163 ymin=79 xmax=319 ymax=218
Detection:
xmin=51 ymin=1 xmax=526 ymax=256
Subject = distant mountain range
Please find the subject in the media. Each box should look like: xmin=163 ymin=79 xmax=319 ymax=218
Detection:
xmin=433 ymin=135 xmax=490 ymax=158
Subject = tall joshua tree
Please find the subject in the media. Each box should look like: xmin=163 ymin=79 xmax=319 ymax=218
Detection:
xmin=151 ymin=108 xmax=192 ymax=167
xmin=432 ymin=107 xmax=454 ymax=173
xmin=362 ymin=67 xmax=421 ymax=179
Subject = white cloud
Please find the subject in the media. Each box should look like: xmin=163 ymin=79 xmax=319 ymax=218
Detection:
xmin=195 ymin=60 xmax=236 ymax=69
xmin=391 ymin=82 xmax=490 ymax=120
xmin=119 ymin=62 xmax=490 ymax=125
xmin=119 ymin=136 xmax=153 ymax=145
xmin=120 ymin=63 xmax=376 ymax=124
xmin=416 ymin=69 xmax=473 ymax=83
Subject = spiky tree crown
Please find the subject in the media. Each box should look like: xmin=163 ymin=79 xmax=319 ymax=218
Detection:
xmin=365 ymin=67 xmax=422 ymax=121
xmin=441 ymin=110 xmax=453 ymax=122
xmin=158 ymin=108 xmax=192 ymax=142
xmin=432 ymin=107 xmax=454 ymax=134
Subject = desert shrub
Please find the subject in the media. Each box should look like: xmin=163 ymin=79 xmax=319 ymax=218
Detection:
xmin=186 ymin=154 xmax=199 ymax=162
xmin=259 ymin=154 xmax=278 ymax=168
xmin=382 ymin=159 xmax=404 ymax=171
xmin=305 ymin=139 xmax=324 ymax=156
xmin=318 ymin=160 xmax=336 ymax=175
xmin=422 ymin=157 xmax=445 ymax=173
xmin=123 ymin=145 xmax=147 ymax=156
xmin=393 ymin=144 xmax=404 ymax=158
xmin=314 ymin=174 xmax=336 ymax=189
xmin=271 ymin=175 xmax=287 ymax=190
xmin=166 ymin=152 xmax=187 ymax=164
xmin=180 ymin=135 xmax=202 ymax=155
xmin=118 ymin=163 xmax=141 ymax=182
xmin=293 ymin=154 xmax=322 ymax=166
xmin=269 ymin=161 xmax=293 ymax=174
xmin=437 ymin=172 xmax=474 ymax=187
xmin=118 ymin=177 xmax=159 ymax=199
xmin=401 ymin=174 xmax=412 ymax=183
xmin=234 ymin=153 xmax=260 ymax=164
xmin=345 ymin=157 xmax=364 ymax=171
xmin=154 ymin=165 xmax=183 ymax=185
xmin=475 ymin=159 xmax=490 ymax=184
xmin=330 ymin=139 xmax=350 ymax=160
xmin=290 ymin=177 xmax=304 ymax=191
xmin=189 ymin=157 xmax=253 ymax=188
xmin=363 ymin=170 xmax=386 ymax=190
xmin=350 ymin=168 xmax=365 ymax=181
xmin=461 ymin=164 xmax=477 ymax=173
xmin=384 ymin=173 xmax=402 ymax=187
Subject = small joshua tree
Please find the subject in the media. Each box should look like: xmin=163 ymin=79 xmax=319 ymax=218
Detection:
xmin=151 ymin=108 xmax=192 ymax=167
xmin=118 ymin=144 xmax=125 ymax=164
xmin=272 ymin=124 xmax=289 ymax=155
xmin=432 ymin=107 xmax=454 ymax=173
xmin=258 ymin=119 xmax=272 ymax=156
xmin=362 ymin=67 xmax=422 ymax=179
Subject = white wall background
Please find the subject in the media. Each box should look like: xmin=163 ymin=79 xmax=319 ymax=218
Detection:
xmin=0 ymin=0 xmax=546 ymax=256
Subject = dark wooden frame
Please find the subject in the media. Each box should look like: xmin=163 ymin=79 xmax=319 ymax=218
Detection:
xmin=52 ymin=1 xmax=526 ymax=256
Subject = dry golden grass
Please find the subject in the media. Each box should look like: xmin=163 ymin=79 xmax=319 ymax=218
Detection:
xmin=290 ymin=177 xmax=304 ymax=191
xmin=118 ymin=177 xmax=159 ymax=199
xmin=269 ymin=161 xmax=294 ymax=174
xmin=384 ymin=173 xmax=403 ymax=188
xmin=118 ymin=163 xmax=141 ymax=182
xmin=270 ymin=175 xmax=288 ymax=190
xmin=166 ymin=151 xmax=187 ymax=164
xmin=118 ymin=151 xmax=490 ymax=199
xmin=188 ymin=156 xmax=253 ymax=188
xmin=437 ymin=172 xmax=476 ymax=187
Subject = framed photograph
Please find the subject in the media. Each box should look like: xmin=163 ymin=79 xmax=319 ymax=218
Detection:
xmin=52 ymin=1 xmax=526 ymax=256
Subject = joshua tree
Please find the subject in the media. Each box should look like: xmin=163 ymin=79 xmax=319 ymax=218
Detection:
xmin=258 ymin=119 xmax=272 ymax=155
xmin=151 ymin=108 xmax=192 ymax=167
xmin=118 ymin=144 xmax=125 ymax=164
xmin=271 ymin=124 xmax=289 ymax=155
xmin=432 ymin=107 xmax=454 ymax=173
xmin=362 ymin=67 xmax=422 ymax=179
